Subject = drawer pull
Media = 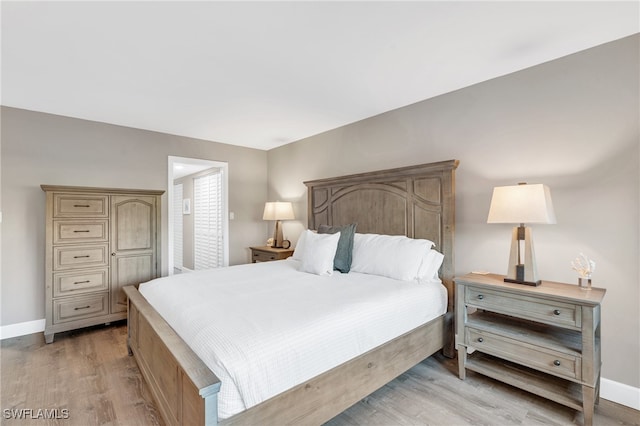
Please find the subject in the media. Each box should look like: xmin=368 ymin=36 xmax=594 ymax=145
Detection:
xmin=74 ymin=305 xmax=91 ymax=311
xmin=73 ymin=204 xmax=91 ymax=208
xmin=73 ymin=280 xmax=90 ymax=285
xmin=553 ymin=309 xmax=561 ymax=315
xmin=553 ymin=360 xmax=561 ymax=366
xmin=270 ymin=256 xmax=275 ymax=260
xmin=73 ymin=255 xmax=90 ymax=259
xmin=477 ymin=337 xmax=484 ymax=343
xmin=73 ymin=230 xmax=91 ymax=233
xmin=477 ymin=295 xmax=484 ymax=300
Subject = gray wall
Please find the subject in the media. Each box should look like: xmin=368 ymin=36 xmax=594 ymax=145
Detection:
xmin=1 ymin=107 xmax=267 ymax=325
xmin=267 ymin=35 xmax=640 ymax=387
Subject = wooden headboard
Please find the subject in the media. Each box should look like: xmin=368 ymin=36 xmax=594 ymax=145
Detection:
xmin=304 ymin=160 xmax=458 ymax=313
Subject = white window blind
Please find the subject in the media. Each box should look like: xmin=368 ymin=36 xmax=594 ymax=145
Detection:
xmin=173 ymin=183 xmax=184 ymax=271
xmin=194 ymin=170 xmax=224 ymax=269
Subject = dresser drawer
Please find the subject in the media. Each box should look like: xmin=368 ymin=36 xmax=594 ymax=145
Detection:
xmin=53 ymin=244 xmax=109 ymax=270
xmin=53 ymin=268 xmax=109 ymax=297
xmin=465 ymin=286 xmax=581 ymax=329
xmin=53 ymin=293 xmax=109 ymax=324
xmin=53 ymin=220 xmax=109 ymax=244
xmin=53 ymin=194 xmax=109 ymax=218
xmin=466 ymin=327 xmax=580 ymax=380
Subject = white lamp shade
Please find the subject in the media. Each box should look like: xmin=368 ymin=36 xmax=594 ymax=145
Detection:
xmin=263 ymin=201 xmax=295 ymax=221
xmin=487 ymin=184 xmax=556 ymax=224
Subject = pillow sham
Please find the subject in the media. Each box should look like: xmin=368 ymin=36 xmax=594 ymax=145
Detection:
xmin=351 ymin=233 xmax=434 ymax=282
xmin=317 ymin=223 xmax=357 ymax=273
xmin=418 ymin=249 xmax=444 ymax=282
xmin=299 ymin=230 xmax=341 ymax=276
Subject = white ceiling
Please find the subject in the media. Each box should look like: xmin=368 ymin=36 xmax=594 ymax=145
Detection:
xmin=2 ymin=1 xmax=638 ymax=151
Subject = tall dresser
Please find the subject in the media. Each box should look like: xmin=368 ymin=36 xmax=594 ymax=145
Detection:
xmin=42 ymin=185 xmax=164 ymax=343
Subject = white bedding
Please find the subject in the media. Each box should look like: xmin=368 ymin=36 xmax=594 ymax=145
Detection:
xmin=139 ymin=258 xmax=447 ymax=419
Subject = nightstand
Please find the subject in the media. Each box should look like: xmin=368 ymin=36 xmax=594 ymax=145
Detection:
xmin=455 ymin=273 xmax=606 ymax=426
xmin=250 ymin=246 xmax=294 ymax=263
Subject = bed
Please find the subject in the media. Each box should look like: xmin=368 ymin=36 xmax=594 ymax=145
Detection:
xmin=124 ymin=159 xmax=458 ymax=425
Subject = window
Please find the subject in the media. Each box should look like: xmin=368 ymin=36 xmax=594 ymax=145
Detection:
xmin=193 ymin=170 xmax=224 ymax=269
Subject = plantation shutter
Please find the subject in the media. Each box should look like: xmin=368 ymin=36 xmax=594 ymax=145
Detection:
xmin=173 ymin=183 xmax=184 ymax=271
xmin=194 ymin=170 xmax=223 ymax=269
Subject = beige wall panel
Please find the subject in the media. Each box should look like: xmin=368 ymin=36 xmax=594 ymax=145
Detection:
xmin=267 ymin=35 xmax=640 ymax=387
xmin=1 ymin=107 xmax=267 ymax=328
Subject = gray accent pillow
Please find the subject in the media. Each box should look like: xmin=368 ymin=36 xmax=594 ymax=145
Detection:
xmin=317 ymin=223 xmax=357 ymax=273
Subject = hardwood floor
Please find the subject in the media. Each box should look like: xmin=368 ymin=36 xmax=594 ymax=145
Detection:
xmin=1 ymin=322 xmax=637 ymax=425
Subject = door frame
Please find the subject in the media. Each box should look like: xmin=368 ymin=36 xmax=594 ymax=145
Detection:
xmin=167 ymin=156 xmax=229 ymax=275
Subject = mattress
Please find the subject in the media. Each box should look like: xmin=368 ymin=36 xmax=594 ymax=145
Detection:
xmin=139 ymin=258 xmax=447 ymax=419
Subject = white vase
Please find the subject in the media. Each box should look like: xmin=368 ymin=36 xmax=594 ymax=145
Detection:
xmin=578 ymin=277 xmax=592 ymax=291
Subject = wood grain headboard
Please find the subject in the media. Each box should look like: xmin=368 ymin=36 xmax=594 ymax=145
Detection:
xmin=304 ymin=160 xmax=459 ymax=313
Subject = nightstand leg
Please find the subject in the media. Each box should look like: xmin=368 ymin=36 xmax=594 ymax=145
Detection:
xmin=582 ymin=385 xmax=595 ymax=426
xmin=457 ymin=345 xmax=467 ymax=380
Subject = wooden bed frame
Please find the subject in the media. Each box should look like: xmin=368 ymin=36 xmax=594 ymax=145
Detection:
xmin=124 ymin=159 xmax=458 ymax=425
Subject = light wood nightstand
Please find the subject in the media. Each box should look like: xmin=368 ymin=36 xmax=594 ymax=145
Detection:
xmin=250 ymin=246 xmax=294 ymax=263
xmin=455 ymin=273 xmax=606 ymax=426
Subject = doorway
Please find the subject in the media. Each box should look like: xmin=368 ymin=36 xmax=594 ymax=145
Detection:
xmin=167 ymin=156 xmax=229 ymax=275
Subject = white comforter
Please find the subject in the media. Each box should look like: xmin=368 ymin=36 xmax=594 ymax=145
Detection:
xmin=139 ymin=258 xmax=446 ymax=419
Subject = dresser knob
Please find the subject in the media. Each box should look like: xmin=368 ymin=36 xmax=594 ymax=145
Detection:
xmin=477 ymin=337 xmax=484 ymax=343
xmin=112 ymin=253 xmax=116 ymax=256
xmin=477 ymin=295 xmax=484 ymax=300
xmin=553 ymin=360 xmax=561 ymax=366
xmin=553 ymin=309 xmax=561 ymax=316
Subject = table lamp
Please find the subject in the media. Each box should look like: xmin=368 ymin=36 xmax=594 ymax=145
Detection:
xmin=487 ymin=183 xmax=556 ymax=286
xmin=263 ymin=201 xmax=295 ymax=248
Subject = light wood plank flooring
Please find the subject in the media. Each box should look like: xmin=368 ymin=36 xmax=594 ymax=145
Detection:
xmin=1 ymin=322 xmax=637 ymax=425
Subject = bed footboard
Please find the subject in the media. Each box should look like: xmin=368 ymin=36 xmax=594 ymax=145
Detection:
xmin=124 ymin=286 xmax=221 ymax=425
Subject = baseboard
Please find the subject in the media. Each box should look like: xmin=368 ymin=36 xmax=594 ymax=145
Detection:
xmin=1 ymin=318 xmax=639 ymax=411
xmin=601 ymin=378 xmax=640 ymax=411
xmin=0 ymin=318 xmax=45 ymax=340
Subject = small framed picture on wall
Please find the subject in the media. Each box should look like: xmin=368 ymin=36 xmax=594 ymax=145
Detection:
xmin=183 ymin=198 xmax=191 ymax=215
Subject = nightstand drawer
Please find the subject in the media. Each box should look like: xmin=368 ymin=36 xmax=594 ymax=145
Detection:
xmin=466 ymin=286 xmax=580 ymax=329
xmin=466 ymin=327 xmax=580 ymax=381
xmin=253 ymin=251 xmax=279 ymax=262
xmin=250 ymin=246 xmax=294 ymax=263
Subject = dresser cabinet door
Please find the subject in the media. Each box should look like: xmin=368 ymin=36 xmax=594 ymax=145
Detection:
xmin=110 ymin=195 xmax=158 ymax=313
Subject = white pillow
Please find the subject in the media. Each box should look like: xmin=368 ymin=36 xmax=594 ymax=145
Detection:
xmin=418 ymin=249 xmax=444 ymax=282
xmin=299 ymin=230 xmax=341 ymax=276
xmin=351 ymin=233 xmax=434 ymax=281
xmin=292 ymin=229 xmax=308 ymax=261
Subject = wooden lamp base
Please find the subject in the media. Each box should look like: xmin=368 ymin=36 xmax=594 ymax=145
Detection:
xmin=505 ymin=225 xmax=541 ymax=286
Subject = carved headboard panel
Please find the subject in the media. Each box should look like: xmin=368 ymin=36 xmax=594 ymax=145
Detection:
xmin=304 ymin=160 xmax=458 ymax=311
